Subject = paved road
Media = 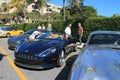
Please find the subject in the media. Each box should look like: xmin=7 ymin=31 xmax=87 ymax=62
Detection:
xmin=0 ymin=38 xmax=81 ymax=80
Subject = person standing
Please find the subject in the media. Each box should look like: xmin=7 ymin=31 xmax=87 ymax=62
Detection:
xmin=78 ymin=23 xmax=83 ymax=45
xmin=38 ymin=24 xmax=42 ymax=30
xmin=42 ymin=24 xmax=45 ymax=30
xmin=47 ymin=23 xmax=52 ymax=32
xmin=47 ymin=23 xmax=52 ymax=36
xmin=29 ymin=26 xmax=42 ymax=40
xmin=64 ymin=24 xmax=72 ymax=40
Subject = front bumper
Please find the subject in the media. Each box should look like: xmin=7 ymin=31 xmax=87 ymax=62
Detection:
xmin=15 ymin=60 xmax=45 ymax=69
xmin=14 ymin=56 xmax=58 ymax=69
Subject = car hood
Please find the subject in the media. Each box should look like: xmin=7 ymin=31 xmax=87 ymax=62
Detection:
xmin=71 ymin=45 xmax=120 ymax=80
xmin=8 ymin=35 xmax=28 ymax=42
xmin=15 ymin=39 xmax=62 ymax=54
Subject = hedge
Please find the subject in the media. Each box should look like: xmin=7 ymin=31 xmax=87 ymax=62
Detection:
xmin=1 ymin=17 xmax=120 ymax=42
xmin=83 ymin=17 xmax=120 ymax=41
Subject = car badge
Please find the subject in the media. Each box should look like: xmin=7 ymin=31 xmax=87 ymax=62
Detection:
xmin=25 ymin=50 xmax=29 ymax=52
xmin=92 ymin=53 xmax=98 ymax=56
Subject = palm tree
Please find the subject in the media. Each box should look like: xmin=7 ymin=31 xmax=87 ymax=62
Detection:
xmin=25 ymin=0 xmax=47 ymax=21
xmin=67 ymin=0 xmax=84 ymax=19
xmin=33 ymin=0 xmax=46 ymax=21
xmin=9 ymin=0 xmax=27 ymax=23
xmin=10 ymin=0 xmax=26 ymax=13
xmin=63 ymin=0 xmax=80 ymax=20
xmin=68 ymin=0 xmax=80 ymax=7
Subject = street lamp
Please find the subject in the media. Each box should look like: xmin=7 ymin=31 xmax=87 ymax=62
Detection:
xmin=63 ymin=0 xmax=66 ymax=21
xmin=79 ymin=0 xmax=84 ymax=19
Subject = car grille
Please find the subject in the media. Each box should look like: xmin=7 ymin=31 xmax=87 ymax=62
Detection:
xmin=15 ymin=53 xmax=38 ymax=61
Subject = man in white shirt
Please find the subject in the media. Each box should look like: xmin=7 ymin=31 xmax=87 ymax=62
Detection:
xmin=29 ymin=26 xmax=42 ymax=40
xmin=64 ymin=24 xmax=72 ymax=40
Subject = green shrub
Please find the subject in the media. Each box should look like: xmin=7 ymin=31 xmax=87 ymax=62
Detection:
xmin=6 ymin=17 xmax=120 ymax=42
xmin=83 ymin=17 xmax=120 ymax=41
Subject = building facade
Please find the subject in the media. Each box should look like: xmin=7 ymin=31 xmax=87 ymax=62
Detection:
xmin=0 ymin=0 xmax=10 ymax=7
xmin=26 ymin=3 xmax=62 ymax=15
xmin=0 ymin=0 xmax=62 ymax=15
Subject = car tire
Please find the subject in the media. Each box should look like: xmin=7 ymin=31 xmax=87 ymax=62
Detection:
xmin=19 ymin=32 xmax=23 ymax=35
xmin=74 ymin=43 xmax=77 ymax=52
xmin=57 ymin=50 xmax=65 ymax=67
xmin=6 ymin=33 xmax=10 ymax=38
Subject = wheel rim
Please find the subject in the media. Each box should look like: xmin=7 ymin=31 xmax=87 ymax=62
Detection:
xmin=59 ymin=50 xmax=65 ymax=66
xmin=75 ymin=43 xmax=77 ymax=50
xmin=6 ymin=34 xmax=10 ymax=37
xmin=19 ymin=32 xmax=23 ymax=35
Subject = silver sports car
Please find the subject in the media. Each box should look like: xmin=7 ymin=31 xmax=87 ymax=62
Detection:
xmin=69 ymin=31 xmax=120 ymax=80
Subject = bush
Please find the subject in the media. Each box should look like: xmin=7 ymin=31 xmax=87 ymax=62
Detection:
xmin=83 ymin=17 xmax=120 ymax=41
xmin=6 ymin=17 xmax=120 ymax=42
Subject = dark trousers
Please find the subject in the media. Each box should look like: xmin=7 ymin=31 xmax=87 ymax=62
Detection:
xmin=79 ymin=35 xmax=82 ymax=45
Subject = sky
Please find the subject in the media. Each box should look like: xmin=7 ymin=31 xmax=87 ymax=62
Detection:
xmin=49 ymin=0 xmax=120 ymax=17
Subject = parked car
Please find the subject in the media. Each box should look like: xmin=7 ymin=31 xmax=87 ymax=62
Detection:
xmin=0 ymin=26 xmax=24 ymax=37
xmin=14 ymin=32 xmax=77 ymax=69
xmin=69 ymin=31 xmax=120 ymax=80
xmin=7 ymin=29 xmax=36 ymax=50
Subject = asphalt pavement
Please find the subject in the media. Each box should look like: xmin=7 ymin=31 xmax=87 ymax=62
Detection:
xmin=0 ymin=38 xmax=81 ymax=80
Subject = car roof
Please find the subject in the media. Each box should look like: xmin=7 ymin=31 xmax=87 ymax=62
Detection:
xmin=0 ymin=26 xmax=8 ymax=28
xmin=0 ymin=26 xmax=13 ymax=29
xmin=90 ymin=30 xmax=120 ymax=35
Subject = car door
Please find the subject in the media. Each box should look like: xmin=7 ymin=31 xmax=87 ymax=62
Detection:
xmin=8 ymin=28 xmax=17 ymax=36
xmin=11 ymin=28 xmax=21 ymax=36
xmin=13 ymin=29 xmax=19 ymax=36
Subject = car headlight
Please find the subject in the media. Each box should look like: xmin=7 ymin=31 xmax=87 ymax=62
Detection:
xmin=16 ymin=40 xmax=21 ymax=44
xmin=17 ymin=39 xmax=25 ymax=44
xmin=14 ymin=45 xmax=22 ymax=52
xmin=50 ymin=48 xmax=56 ymax=53
xmin=35 ymin=48 xmax=56 ymax=57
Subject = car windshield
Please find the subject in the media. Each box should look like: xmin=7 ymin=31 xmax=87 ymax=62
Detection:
xmin=24 ymin=29 xmax=36 ymax=35
xmin=89 ymin=34 xmax=120 ymax=45
xmin=36 ymin=32 xmax=48 ymax=39
xmin=35 ymin=32 xmax=62 ymax=40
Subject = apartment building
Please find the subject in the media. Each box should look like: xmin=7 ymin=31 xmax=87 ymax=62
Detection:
xmin=0 ymin=0 xmax=10 ymax=7
xmin=26 ymin=3 xmax=62 ymax=15
xmin=46 ymin=3 xmax=62 ymax=13
xmin=0 ymin=0 xmax=62 ymax=15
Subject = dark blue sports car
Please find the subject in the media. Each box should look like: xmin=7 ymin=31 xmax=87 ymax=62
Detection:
xmin=8 ymin=29 xmax=36 ymax=50
xmin=14 ymin=32 xmax=77 ymax=69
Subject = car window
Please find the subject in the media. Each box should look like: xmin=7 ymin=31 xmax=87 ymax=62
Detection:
xmin=35 ymin=32 xmax=60 ymax=39
xmin=6 ymin=28 xmax=14 ymax=31
xmin=0 ymin=27 xmax=6 ymax=31
xmin=89 ymin=34 xmax=120 ymax=45
xmin=0 ymin=27 xmax=14 ymax=31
